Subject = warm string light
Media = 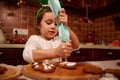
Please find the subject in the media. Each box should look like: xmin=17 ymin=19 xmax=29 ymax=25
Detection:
xmin=17 ymin=0 xmax=27 ymax=6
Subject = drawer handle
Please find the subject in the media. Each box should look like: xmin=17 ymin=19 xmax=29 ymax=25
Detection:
xmin=0 ymin=52 xmax=3 ymax=55
xmin=76 ymin=51 xmax=80 ymax=54
xmin=108 ymin=52 xmax=113 ymax=55
xmin=0 ymin=52 xmax=5 ymax=58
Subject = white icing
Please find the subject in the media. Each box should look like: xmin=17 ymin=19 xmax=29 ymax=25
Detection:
xmin=60 ymin=62 xmax=68 ymax=66
xmin=50 ymin=64 xmax=55 ymax=67
xmin=66 ymin=62 xmax=76 ymax=66
xmin=48 ymin=66 xmax=52 ymax=69
xmin=33 ymin=62 xmax=38 ymax=66
xmin=43 ymin=63 xmax=53 ymax=70
xmin=60 ymin=62 xmax=77 ymax=67
xmin=43 ymin=63 xmax=48 ymax=70
xmin=34 ymin=65 xmax=39 ymax=69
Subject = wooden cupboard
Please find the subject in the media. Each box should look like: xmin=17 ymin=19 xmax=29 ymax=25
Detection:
xmin=0 ymin=48 xmax=119 ymax=65
xmin=68 ymin=48 xmax=120 ymax=62
xmin=0 ymin=48 xmax=27 ymax=65
xmin=67 ymin=49 xmax=92 ymax=62
xmin=95 ymin=49 xmax=120 ymax=61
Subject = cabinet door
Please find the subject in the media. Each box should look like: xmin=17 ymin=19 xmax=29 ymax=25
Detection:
xmin=0 ymin=48 xmax=27 ymax=65
xmin=67 ymin=49 xmax=92 ymax=62
xmin=0 ymin=48 xmax=23 ymax=59
xmin=0 ymin=60 xmax=27 ymax=65
xmin=98 ymin=49 xmax=120 ymax=60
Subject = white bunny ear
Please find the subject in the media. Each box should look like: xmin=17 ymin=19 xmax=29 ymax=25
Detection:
xmin=42 ymin=4 xmax=49 ymax=7
xmin=48 ymin=0 xmax=61 ymax=17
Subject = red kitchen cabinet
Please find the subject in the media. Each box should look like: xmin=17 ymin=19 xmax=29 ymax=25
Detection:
xmin=67 ymin=49 xmax=92 ymax=62
xmin=0 ymin=48 xmax=27 ymax=65
xmin=0 ymin=48 xmax=119 ymax=65
xmin=96 ymin=49 xmax=120 ymax=61
xmin=67 ymin=48 xmax=120 ymax=62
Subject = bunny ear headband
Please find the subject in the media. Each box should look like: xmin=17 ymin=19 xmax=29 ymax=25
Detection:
xmin=35 ymin=0 xmax=63 ymax=21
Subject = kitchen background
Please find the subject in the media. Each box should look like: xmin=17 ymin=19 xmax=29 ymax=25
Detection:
xmin=0 ymin=0 xmax=120 ymax=44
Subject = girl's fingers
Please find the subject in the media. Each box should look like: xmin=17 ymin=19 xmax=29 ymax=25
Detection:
xmin=59 ymin=8 xmax=65 ymax=13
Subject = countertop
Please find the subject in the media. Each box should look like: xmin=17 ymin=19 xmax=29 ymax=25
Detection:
xmin=2 ymin=59 xmax=119 ymax=80
xmin=0 ymin=44 xmax=25 ymax=48
xmin=80 ymin=43 xmax=120 ymax=50
xmin=86 ymin=59 xmax=120 ymax=69
xmin=0 ymin=43 xmax=120 ymax=49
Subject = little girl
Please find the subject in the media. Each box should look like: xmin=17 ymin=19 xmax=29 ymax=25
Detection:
xmin=23 ymin=5 xmax=80 ymax=63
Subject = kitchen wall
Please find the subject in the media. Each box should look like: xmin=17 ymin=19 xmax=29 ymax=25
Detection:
xmin=67 ymin=9 xmax=120 ymax=44
xmin=93 ymin=15 xmax=120 ymax=43
xmin=0 ymin=1 xmax=36 ymax=42
xmin=0 ymin=1 xmax=120 ymax=44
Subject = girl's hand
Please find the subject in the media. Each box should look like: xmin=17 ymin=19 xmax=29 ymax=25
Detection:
xmin=58 ymin=8 xmax=68 ymax=26
xmin=55 ymin=41 xmax=73 ymax=58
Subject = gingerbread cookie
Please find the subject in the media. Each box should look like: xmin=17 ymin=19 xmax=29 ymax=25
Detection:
xmin=82 ymin=64 xmax=103 ymax=74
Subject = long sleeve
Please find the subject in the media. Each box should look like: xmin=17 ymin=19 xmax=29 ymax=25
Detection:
xmin=23 ymin=35 xmax=40 ymax=63
xmin=23 ymin=35 xmax=61 ymax=63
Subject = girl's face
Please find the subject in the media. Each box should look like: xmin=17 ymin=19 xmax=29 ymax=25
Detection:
xmin=39 ymin=12 xmax=58 ymax=40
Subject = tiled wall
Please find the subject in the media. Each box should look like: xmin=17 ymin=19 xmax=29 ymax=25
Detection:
xmin=67 ymin=10 xmax=120 ymax=44
xmin=93 ymin=15 xmax=120 ymax=43
xmin=0 ymin=1 xmax=37 ymax=42
xmin=0 ymin=1 xmax=120 ymax=44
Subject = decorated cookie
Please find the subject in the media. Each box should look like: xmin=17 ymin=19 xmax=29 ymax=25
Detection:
xmin=59 ymin=62 xmax=77 ymax=69
xmin=32 ymin=62 xmax=56 ymax=73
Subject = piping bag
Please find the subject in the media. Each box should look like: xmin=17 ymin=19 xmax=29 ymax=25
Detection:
xmin=48 ymin=0 xmax=70 ymax=43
